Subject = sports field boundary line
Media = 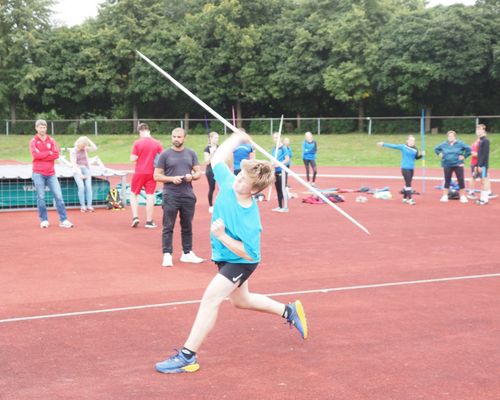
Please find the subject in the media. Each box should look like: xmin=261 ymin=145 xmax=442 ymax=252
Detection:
xmin=313 ymin=173 xmax=500 ymax=182
xmin=1 ymin=273 xmax=499 ymax=324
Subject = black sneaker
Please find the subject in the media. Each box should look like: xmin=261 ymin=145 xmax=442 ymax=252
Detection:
xmin=131 ymin=217 xmax=140 ymax=228
xmin=145 ymin=221 xmax=157 ymax=229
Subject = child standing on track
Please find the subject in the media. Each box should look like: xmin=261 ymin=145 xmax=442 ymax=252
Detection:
xmin=377 ymin=135 xmax=423 ymax=205
xmin=155 ymin=130 xmax=308 ymax=374
xmin=302 ymin=131 xmax=318 ymax=186
xmin=271 ymin=132 xmax=290 ymax=212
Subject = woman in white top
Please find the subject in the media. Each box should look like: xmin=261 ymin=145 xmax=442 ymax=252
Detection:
xmin=70 ymin=136 xmax=98 ymax=212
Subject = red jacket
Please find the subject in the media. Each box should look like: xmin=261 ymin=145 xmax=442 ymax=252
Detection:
xmin=30 ymin=134 xmax=60 ymax=175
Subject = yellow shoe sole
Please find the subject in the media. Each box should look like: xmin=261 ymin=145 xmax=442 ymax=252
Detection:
xmin=294 ymin=300 xmax=308 ymax=339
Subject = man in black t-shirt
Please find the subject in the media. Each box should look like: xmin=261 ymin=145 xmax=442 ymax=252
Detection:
xmin=155 ymin=127 xmax=204 ymax=267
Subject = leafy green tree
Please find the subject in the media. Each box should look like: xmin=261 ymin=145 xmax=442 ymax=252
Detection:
xmin=377 ymin=5 xmax=493 ymax=125
xmin=323 ymin=0 xmax=424 ymax=130
xmin=93 ymin=0 xmax=181 ymax=126
xmin=38 ymin=24 xmax=116 ymax=118
xmin=175 ymin=0 xmax=285 ymax=125
xmin=0 ymin=0 xmax=53 ymax=121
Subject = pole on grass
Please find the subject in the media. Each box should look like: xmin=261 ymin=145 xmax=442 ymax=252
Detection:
xmin=267 ymin=115 xmax=284 ymax=202
xmin=232 ymin=106 xmax=236 ymax=127
xmin=135 ymin=50 xmax=370 ymax=235
xmin=420 ymin=108 xmax=426 ymax=193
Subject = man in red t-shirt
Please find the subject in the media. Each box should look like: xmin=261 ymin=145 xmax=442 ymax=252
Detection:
xmin=30 ymin=119 xmax=73 ymax=229
xmin=130 ymin=123 xmax=163 ymax=228
xmin=467 ymin=128 xmax=481 ymax=200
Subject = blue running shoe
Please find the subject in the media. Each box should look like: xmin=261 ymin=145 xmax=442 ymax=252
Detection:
xmin=156 ymin=350 xmax=200 ymax=374
xmin=287 ymin=300 xmax=308 ymax=339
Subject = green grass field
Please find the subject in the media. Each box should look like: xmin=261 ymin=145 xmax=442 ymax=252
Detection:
xmin=1 ymin=133 xmax=498 ymax=168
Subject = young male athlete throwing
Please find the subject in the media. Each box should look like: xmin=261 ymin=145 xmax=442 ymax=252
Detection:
xmin=155 ymin=130 xmax=308 ymax=374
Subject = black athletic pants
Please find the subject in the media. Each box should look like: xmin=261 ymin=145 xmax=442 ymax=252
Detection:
xmin=303 ymin=159 xmax=317 ymax=182
xmin=275 ymin=172 xmax=284 ymax=208
xmin=443 ymin=166 xmax=465 ymax=189
xmin=162 ymin=194 xmax=196 ymax=254
xmin=402 ymin=168 xmax=414 ymax=199
xmin=206 ymin=167 xmax=216 ymax=207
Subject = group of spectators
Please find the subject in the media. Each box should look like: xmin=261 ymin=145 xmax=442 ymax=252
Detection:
xmin=34 ymin=121 xmax=495 ymax=264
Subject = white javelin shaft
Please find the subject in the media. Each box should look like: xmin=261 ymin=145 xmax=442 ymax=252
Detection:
xmin=267 ymin=114 xmax=284 ymax=201
xmin=135 ymin=50 xmax=370 ymax=235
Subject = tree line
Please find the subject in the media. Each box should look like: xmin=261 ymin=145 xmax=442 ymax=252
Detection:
xmin=1 ymin=0 xmax=499 ymax=131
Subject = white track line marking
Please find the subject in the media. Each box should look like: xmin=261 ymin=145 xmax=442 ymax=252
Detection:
xmin=311 ymin=173 xmax=500 ymax=182
xmin=1 ymin=273 xmax=499 ymax=324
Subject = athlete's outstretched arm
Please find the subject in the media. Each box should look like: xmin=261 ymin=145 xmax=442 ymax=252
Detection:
xmin=211 ymin=130 xmax=249 ymax=168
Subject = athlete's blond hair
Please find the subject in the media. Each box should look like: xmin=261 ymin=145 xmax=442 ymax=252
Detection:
xmin=241 ymin=159 xmax=275 ymax=193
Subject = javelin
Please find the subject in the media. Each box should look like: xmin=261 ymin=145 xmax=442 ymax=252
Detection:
xmin=135 ymin=50 xmax=370 ymax=235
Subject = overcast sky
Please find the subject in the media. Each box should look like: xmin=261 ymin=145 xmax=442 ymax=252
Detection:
xmin=51 ymin=0 xmax=477 ymax=27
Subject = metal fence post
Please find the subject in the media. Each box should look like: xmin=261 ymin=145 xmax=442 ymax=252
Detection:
xmin=367 ymin=117 xmax=372 ymax=135
xmin=51 ymin=121 xmax=55 ymax=135
xmin=94 ymin=120 xmax=98 ymax=136
xmin=317 ymin=118 xmax=321 ymax=135
xmin=270 ymin=118 xmax=273 ymax=135
xmin=180 ymin=119 xmax=184 ymax=129
xmin=6 ymin=120 xmax=9 ymax=136
xmin=475 ymin=117 xmax=479 ymax=127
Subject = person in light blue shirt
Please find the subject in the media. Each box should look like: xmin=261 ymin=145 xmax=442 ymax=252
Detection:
xmin=155 ymin=130 xmax=308 ymax=374
xmin=377 ymin=135 xmax=423 ymax=205
xmin=302 ymin=131 xmax=318 ymax=186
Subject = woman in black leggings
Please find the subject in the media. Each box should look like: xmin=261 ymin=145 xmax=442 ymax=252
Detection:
xmin=204 ymin=132 xmax=219 ymax=213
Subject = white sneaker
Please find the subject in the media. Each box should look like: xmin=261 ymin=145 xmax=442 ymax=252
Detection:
xmin=59 ymin=220 xmax=74 ymax=228
xmin=440 ymin=195 xmax=448 ymax=202
xmin=271 ymin=207 xmax=282 ymax=212
xmin=162 ymin=253 xmax=173 ymax=267
xmin=460 ymin=196 xmax=468 ymax=203
xmin=40 ymin=220 xmax=49 ymax=229
xmin=402 ymin=198 xmax=408 ymax=204
xmin=180 ymin=251 xmax=204 ymax=264
xmin=407 ymin=199 xmax=416 ymax=205
xmin=208 ymin=206 xmax=214 ymax=214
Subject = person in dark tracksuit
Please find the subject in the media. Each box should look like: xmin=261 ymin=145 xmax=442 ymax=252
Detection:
xmin=434 ymin=130 xmax=471 ymax=203
xmin=475 ymin=124 xmax=491 ymax=205
xmin=377 ymin=135 xmax=423 ymax=205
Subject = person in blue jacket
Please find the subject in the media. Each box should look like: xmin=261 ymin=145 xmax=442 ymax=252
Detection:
xmin=271 ymin=133 xmax=290 ymax=212
xmin=302 ymin=131 xmax=318 ymax=186
xmin=377 ymin=135 xmax=423 ymax=205
xmin=434 ymin=130 xmax=471 ymax=203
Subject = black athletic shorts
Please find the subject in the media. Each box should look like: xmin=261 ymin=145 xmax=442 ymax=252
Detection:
xmin=216 ymin=261 xmax=258 ymax=287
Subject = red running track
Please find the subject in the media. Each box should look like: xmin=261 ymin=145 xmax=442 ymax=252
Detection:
xmin=1 ymin=166 xmax=499 ymax=400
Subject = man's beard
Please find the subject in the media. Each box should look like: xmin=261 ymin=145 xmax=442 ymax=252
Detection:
xmin=172 ymin=141 xmax=182 ymax=148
